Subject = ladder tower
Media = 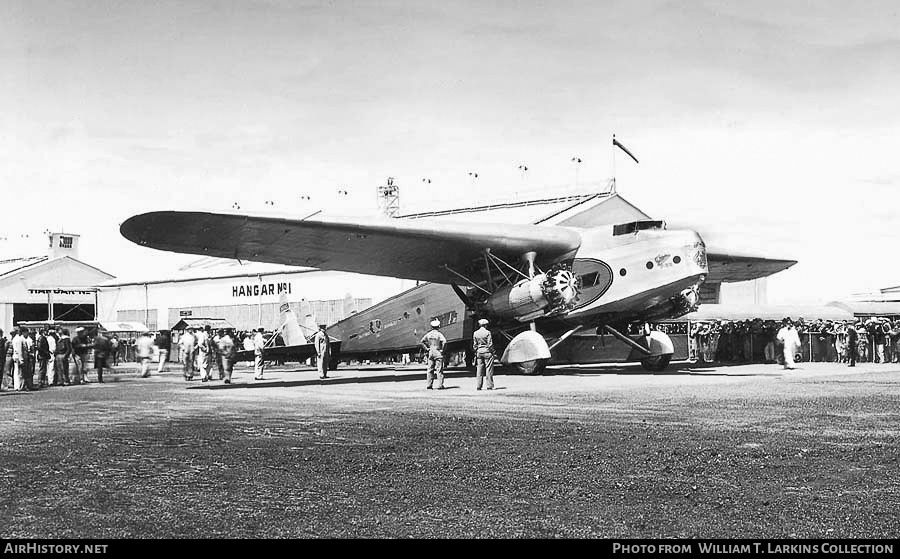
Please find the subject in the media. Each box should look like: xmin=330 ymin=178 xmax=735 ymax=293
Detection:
xmin=377 ymin=177 xmax=400 ymax=217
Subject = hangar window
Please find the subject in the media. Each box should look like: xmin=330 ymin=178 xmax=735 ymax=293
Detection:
xmin=58 ymin=235 xmax=73 ymax=248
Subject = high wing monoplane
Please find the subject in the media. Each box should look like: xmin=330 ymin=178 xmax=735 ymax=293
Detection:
xmin=121 ymin=194 xmax=795 ymax=373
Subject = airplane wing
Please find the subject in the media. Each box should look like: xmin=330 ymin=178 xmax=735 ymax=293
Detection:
xmin=705 ymin=251 xmax=797 ymax=283
xmin=120 ymin=211 xmax=582 ymax=284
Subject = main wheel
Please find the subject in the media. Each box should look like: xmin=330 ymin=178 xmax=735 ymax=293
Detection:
xmin=640 ymin=354 xmax=672 ymax=372
xmin=515 ymin=358 xmax=548 ymax=375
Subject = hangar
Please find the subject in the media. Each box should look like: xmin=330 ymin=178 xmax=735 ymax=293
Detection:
xmin=95 ymin=256 xmax=406 ymax=333
xmin=0 ymin=233 xmax=113 ymax=333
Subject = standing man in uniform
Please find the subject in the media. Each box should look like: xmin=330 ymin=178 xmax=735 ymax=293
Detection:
xmin=253 ymin=327 xmax=266 ymax=380
xmin=420 ymin=319 xmax=447 ymax=390
xmin=314 ymin=324 xmax=330 ymax=379
xmin=473 ymin=318 xmax=495 ymax=390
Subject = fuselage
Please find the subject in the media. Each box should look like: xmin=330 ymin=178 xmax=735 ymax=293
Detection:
xmin=329 ymin=221 xmax=708 ymax=357
xmin=563 ymin=224 xmax=707 ymax=322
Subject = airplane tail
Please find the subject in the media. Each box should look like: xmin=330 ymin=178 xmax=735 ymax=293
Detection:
xmin=278 ymin=294 xmax=305 ymax=346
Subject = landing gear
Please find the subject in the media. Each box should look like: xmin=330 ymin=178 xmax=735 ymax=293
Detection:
xmin=640 ymin=354 xmax=671 ymax=372
xmin=515 ymin=358 xmax=548 ymax=375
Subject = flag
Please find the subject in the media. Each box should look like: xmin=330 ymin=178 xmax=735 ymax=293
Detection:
xmin=613 ymin=136 xmax=639 ymax=164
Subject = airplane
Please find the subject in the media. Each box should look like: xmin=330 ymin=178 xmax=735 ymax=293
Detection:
xmin=120 ymin=192 xmax=796 ymax=373
xmin=232 ymin=293 xmax=341 ymax=364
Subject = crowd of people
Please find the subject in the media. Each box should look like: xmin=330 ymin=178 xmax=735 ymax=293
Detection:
xmin=689 ymin=316 xmax=900 ymax=366
xmin=0 ymin=325 xmax=116 ymax=391
xmin=143 ymin=327 xmax=244 ymax=384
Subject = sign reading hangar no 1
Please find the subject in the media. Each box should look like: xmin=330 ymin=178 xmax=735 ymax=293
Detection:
xmin=232 ymin=282 xmax=293 ymax=298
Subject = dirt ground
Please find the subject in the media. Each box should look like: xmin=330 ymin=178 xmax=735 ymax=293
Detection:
xmin=0 ymin=359 xmax=898 ymax=539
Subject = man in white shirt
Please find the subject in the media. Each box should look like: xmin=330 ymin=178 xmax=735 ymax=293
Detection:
xmin=12 ymin=328 xmax=27 ymax=391
xmin=196 ymin=325 xmax=213 ymax=382
xmin=776 ymin=317 xmax=801 ymax=370
xmin=179 ymin=328 xmax=197 ymax=380
xmin=136 ymin=331 xmax=155 ymax=378
xmin=253 ymin=328 xmax=266 ymax=380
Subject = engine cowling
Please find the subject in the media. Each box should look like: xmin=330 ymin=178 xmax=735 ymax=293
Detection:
xmin=481 ymin=268 xmax=580 ymax=322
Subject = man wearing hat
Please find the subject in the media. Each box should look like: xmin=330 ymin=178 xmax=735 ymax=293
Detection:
xmin=473 ymin=318 xmax=495 ymax=390
xmin=314 ymin=324 xmax=331 ymax=379
xmin=420 ymin=319 xmax=447 ymax=390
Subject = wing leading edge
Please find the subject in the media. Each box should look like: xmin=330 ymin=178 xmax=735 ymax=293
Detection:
xmin=120 ymin=211 xmax=582 ymax=284
xmin=706 ymin=251 xmax=797 ymax=283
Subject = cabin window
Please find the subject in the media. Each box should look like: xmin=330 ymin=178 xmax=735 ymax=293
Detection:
xmin=646 ymin=262 xmax=654 ymax=270
xmin=673 ymin=256 xmax=681 ymax=264
xmin=619 ymin=268 xmax=627 ymax=276
xmin=579 ymin=271 xmax=600 ymax=287
xmin=403 ymin=311 xmax=410 ymax=319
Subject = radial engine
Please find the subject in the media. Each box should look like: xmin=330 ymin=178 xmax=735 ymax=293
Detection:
xmin=478 ymin=266 xmax=580 ymax=322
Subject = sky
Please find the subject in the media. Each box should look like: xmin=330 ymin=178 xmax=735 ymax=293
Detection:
xmin=2 ymin=0 xmax=899 ymax=305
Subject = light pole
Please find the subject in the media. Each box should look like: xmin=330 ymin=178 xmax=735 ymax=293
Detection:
xmin=571 ymin=157 xmax=582 ymax=188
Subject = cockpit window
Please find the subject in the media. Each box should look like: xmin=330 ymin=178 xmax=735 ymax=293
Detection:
xmin=612 ymin=220 xmax=666 ymax=236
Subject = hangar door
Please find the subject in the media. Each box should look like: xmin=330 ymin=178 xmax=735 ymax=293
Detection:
xmin=13 ymin=303 xmax=95 ymax=324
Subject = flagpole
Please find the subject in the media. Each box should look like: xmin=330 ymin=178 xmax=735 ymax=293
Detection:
xmin=611 ymin=134 xmax=617 ymax=193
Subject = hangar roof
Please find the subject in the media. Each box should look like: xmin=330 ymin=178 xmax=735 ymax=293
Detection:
xmin=826 ymin=301 xmax=900 ymax=317
xmin=0 ymin=256 xmax=48 ymax=278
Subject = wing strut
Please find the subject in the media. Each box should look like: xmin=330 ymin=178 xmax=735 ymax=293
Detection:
xmin=548 ymin=325 xmax=584 ymax=351
xmin=602 ymin=324 xmax=652 ymax=356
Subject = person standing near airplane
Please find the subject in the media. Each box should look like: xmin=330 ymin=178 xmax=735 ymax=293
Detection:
xmin=420 ymin=320 xmax=447 ymax=390
xmin=846 ymin=320 xmax=859 ymax=367
xmin=212 ymin=328 xmax=225 ymax=380
xmin=179 ymin=327 xmax=197 ymax=381
xmin=473 ymin=318 xmax=495 ymax=391
xmin=216 ymin=329 xmax=236 ymax=383
xmin=253 ymin=327 xmax=266 ymax=380
xmin=71 ymin=327 xmax=90 ymax=384
xmin=314 ymin=324 xmax=330 ymax=379
xmin=93 ymin=330 xmax=111 ymax=383
xmin=136 ymin=331 xmax=154 ymax=378
xmin=155 ymin=330 xmax=171 ymax=374
xmin=196 ymin=325 xmax=213 ymax=382
xmin=776 ymin=318 xmax=801 ymax=370
xmin=54 ymin=328 xmax=73 ymax=385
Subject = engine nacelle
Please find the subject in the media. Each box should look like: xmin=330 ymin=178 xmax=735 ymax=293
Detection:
xmin=480 ymin=268 xmax=580 ymax=322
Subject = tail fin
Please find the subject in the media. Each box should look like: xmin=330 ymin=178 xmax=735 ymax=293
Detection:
xmin=278 ymin=294 xmax=305 ymax=346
